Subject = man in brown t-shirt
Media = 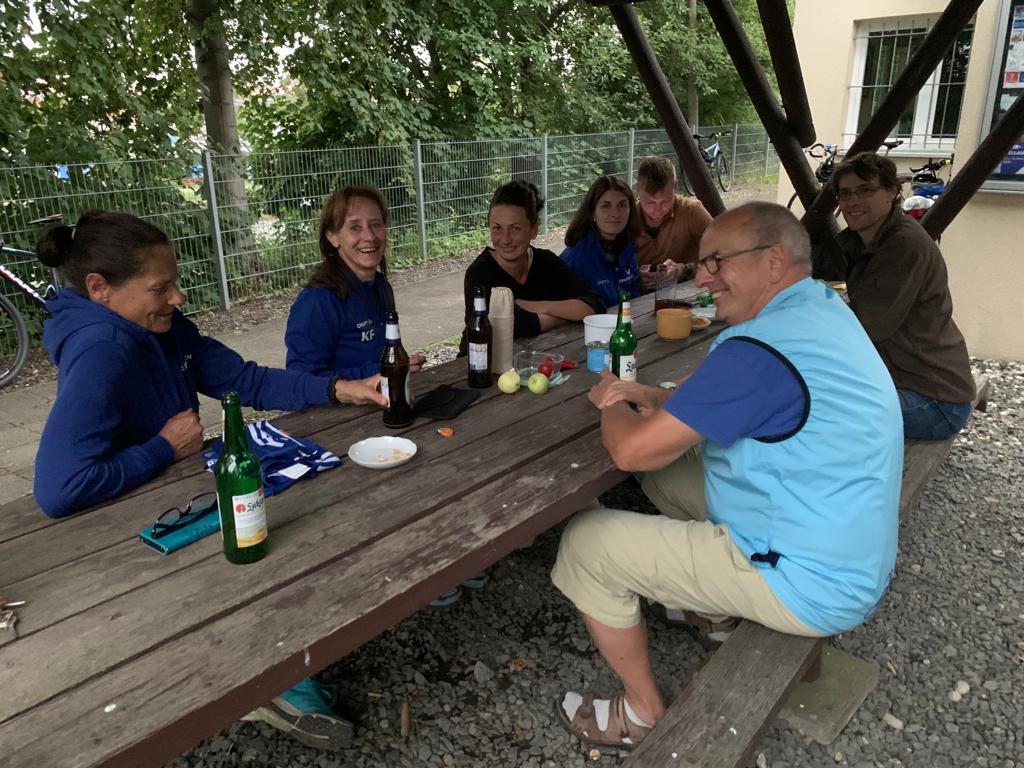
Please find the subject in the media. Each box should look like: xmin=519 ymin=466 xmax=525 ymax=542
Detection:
xmin=634 ymin=156 xmax=712 ymax=289
xmin=833 ymin=152 xmax=974 ymax=440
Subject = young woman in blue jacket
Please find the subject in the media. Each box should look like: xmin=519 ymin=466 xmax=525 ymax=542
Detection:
xmin=560 ymin=175 xmax=643 ymax=306
xmin=32 ymin=210 xmax=384 ymax=750
xmin=285 ymin=186 xmax=425 ymax=378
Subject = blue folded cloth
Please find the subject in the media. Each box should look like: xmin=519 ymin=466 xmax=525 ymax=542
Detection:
xmin=203 ymin=421 xmax=341 ymax=497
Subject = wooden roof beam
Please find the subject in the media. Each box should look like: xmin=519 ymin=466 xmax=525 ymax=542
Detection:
xmin=756 ymin=0 xmax=815 ymax=148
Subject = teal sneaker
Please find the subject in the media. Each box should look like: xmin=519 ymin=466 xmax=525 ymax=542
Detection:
xmin=242 ymin=677 xmax=353 ymax=751
xmin=429 ymin=587 xmax=463 ymax=608
xmin=462 ymin=572 xmax=489 ymax=589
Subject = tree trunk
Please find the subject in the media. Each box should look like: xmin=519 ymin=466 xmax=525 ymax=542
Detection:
xmin=186 ymin=0 xmax=263 ymax=301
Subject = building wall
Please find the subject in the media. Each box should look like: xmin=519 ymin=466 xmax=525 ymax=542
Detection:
xmin=781 ymin=0 xmax=1023 ymax=360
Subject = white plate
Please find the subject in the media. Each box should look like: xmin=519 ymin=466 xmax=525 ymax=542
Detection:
xmin=347 ymin=436 xmax=418 ymax=470
xmin=691 ymin=306 xmax=717 ymax=322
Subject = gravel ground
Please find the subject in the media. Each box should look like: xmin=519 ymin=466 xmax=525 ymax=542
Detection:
xmin=169 ymin=358 xmax=1023 ymax=768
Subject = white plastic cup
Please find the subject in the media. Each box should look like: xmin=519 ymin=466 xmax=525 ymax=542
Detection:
xmin=583 ymin=313 xmax=617 ymax=346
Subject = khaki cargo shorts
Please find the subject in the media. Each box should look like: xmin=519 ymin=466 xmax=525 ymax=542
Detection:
xmin=551 ymin=449 xmax=822 ymax=636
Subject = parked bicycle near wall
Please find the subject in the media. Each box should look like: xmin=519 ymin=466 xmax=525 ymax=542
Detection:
xmin=901 ymin=156 xmax=954 ymax=219
xmin=682 ymin=131 xmax=733 ymax=194
xmin=0 ymin=214 xmax=64 ymax=389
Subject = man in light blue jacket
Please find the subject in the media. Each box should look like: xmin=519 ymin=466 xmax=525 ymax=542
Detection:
xmin=551 ymin=202 xmax=902 ymax=750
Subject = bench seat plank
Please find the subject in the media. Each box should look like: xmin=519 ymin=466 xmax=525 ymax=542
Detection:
xmin=628 ymin=623 xmax=825 ymax=766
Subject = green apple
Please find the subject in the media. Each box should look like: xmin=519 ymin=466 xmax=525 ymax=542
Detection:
xmin=497 ymin=368 xmax=521 ymax=394
xmin=527 ymin=372 xmax=550 ymax=395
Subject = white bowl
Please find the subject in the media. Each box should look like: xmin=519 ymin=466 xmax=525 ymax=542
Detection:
xmin=583 ymin=313 xmax=617 ymax=345
xmin=347 ymin=436 xmax=418 ymax=470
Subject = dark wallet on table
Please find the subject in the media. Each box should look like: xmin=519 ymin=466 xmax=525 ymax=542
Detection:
xmin=412 ymin=384 xmax=481 ymax=420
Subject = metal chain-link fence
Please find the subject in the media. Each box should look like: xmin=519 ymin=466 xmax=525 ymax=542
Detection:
xmin=0 ymin=125 xmax=780 ymax=354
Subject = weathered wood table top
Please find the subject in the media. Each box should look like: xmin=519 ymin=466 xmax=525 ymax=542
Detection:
xmin=0 ymin=292 xmax=720 ymax=767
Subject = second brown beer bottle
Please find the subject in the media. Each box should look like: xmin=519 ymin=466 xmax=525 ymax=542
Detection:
xmin=467 ymin=286 xmax=492 ymax=388
xmin=380 ymin=310 xmax=413 ymax=428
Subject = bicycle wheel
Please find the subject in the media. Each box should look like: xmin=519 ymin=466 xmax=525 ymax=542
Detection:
xmin=0 ymin=293 xmax=29 ymax=389
xmin=715 ymin=153 xmax=732 ymax=192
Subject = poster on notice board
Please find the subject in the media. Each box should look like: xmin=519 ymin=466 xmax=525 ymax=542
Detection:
xmin=989 ymin=1 xmax=1024 ymax=181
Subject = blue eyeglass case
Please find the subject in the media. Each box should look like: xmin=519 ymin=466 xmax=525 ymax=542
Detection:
xmin=139 ymin=509 xmax=222 ymax=556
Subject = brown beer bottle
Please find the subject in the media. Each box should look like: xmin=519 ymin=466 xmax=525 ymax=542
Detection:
xmin=467 ymin=286 xmax=493 ymax=388
xmin=380 ymin=310 xmax=413 ymax=428
xmin=215 ymin=391 xmax=269 ymax=564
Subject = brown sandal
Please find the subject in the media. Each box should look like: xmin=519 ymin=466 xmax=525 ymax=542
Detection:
xmin=556 ymin=692 xmax=652 ymax=750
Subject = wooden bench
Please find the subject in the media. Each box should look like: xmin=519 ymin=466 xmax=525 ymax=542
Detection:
xmin=626 ymin=373 xmax=991 ymax=767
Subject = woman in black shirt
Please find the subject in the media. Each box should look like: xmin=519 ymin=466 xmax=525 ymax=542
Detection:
xmin=462 ymin=181 xmax=605 ymax=347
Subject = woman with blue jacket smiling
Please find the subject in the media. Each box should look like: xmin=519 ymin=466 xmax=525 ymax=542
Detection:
xmin=285 ymin=186 xmax=425 ymax=379
xmin=32 ymin=210 xmax=383 ymax=750
xmin=34 ymin=211 xmax=385 ymax=519
xmin=560 ymin=175 xmax=643 ymax=306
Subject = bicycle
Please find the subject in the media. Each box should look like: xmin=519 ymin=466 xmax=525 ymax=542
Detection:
xmin=907 ymin=157 xmax=953 ymax=194
xmin=901 ymin=156 xmax=954 ymax=219
xmin=1 ymin=214 xmax=64 ymax=389
xmin=682 ymin=131 xmax=732 ymax=194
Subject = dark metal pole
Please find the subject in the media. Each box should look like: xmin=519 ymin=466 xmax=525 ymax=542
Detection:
xmin=756 ymin=0 xmax=815 ymax=147
xmin=922 ymin=94 xmax=1024 ymax=238
xmin=608 ymin=3 xmax=725 ymax=215
xmin=702 ymin=0 xmax=820 ymax=212
xmin=804 ymin=0 xmax=984 ymax=226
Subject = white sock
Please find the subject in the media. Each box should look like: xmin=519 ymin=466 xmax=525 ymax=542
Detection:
xmin=561 ymin=692 xmax=652 ymax=730
xmin=623 ymin=697 xmax=653 ymax=728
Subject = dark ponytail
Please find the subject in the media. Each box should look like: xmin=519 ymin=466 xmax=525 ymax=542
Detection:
xmin=35 ymin=225 xmax=76 ymax=269
xmin=34 ymin=210 xmax=170 ymax=295
xmin=489 ymin=180 xmax=544 ymax=227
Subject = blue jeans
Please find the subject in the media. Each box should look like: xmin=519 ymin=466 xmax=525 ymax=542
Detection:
xmin=897 ymin=389 xmax=971 ymax=440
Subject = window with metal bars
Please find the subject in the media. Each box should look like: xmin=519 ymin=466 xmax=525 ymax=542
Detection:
xmin=845 ymin=16 xmax=975 ymax=151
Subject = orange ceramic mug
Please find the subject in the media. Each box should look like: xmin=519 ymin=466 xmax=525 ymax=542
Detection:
xmin=656 ymin=307 xmax=692 ymax=340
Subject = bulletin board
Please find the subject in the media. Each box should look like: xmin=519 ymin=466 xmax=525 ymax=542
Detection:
xmin=982 ymin=0 xmax=1024 ymax=189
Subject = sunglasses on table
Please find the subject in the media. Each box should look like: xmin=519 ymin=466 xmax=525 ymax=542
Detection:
xmin=151 ymin=492 xmax=218 ymax=539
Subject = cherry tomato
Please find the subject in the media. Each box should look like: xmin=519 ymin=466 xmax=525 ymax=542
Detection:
xmin=538 ymin=361 xmax=555 ymax=377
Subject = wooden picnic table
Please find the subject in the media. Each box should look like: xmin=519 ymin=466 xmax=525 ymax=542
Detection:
xmin=0 ymin=291 xmax=721 ymax=768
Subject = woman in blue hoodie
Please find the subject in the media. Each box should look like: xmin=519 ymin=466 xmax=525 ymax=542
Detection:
xmin=285 ymin=186 xmax=425 ymax=378
xmin=560 ymin=175 xmax=643 ymax=307
xmin=32 ymin=211 xmax=384 ymax=751
xmin=34 ymin=211 xmax=385 ymax=520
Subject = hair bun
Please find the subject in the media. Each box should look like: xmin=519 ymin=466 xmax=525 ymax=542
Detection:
xmin=35 ymin=224 xmax=75 ymax=269
xmin=519 ymin=180 xmax=544 ymax=212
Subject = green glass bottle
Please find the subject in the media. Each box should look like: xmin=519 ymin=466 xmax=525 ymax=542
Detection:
xmin=609 ymin=292 xmax=638 ymax=382
xmin=215 ymin=391 xmax=269 ymax=564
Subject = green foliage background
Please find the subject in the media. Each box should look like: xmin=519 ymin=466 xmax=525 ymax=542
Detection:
xmin=1 ymin=0 xmax=771 ymax=166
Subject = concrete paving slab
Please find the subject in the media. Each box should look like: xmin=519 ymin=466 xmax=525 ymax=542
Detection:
xmin=0 ymin=443 xmax=37 ymax=473
xmin=0 ymin=426 xmax=41 ymax=451
xmin=0 ymin=472 xmax=32 ymax=505
xmin=778 ymin=646 xmax=880 ymax=744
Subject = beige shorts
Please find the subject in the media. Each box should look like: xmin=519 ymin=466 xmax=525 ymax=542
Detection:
xmin=551 ymin=450 xmax=822 ymax=636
